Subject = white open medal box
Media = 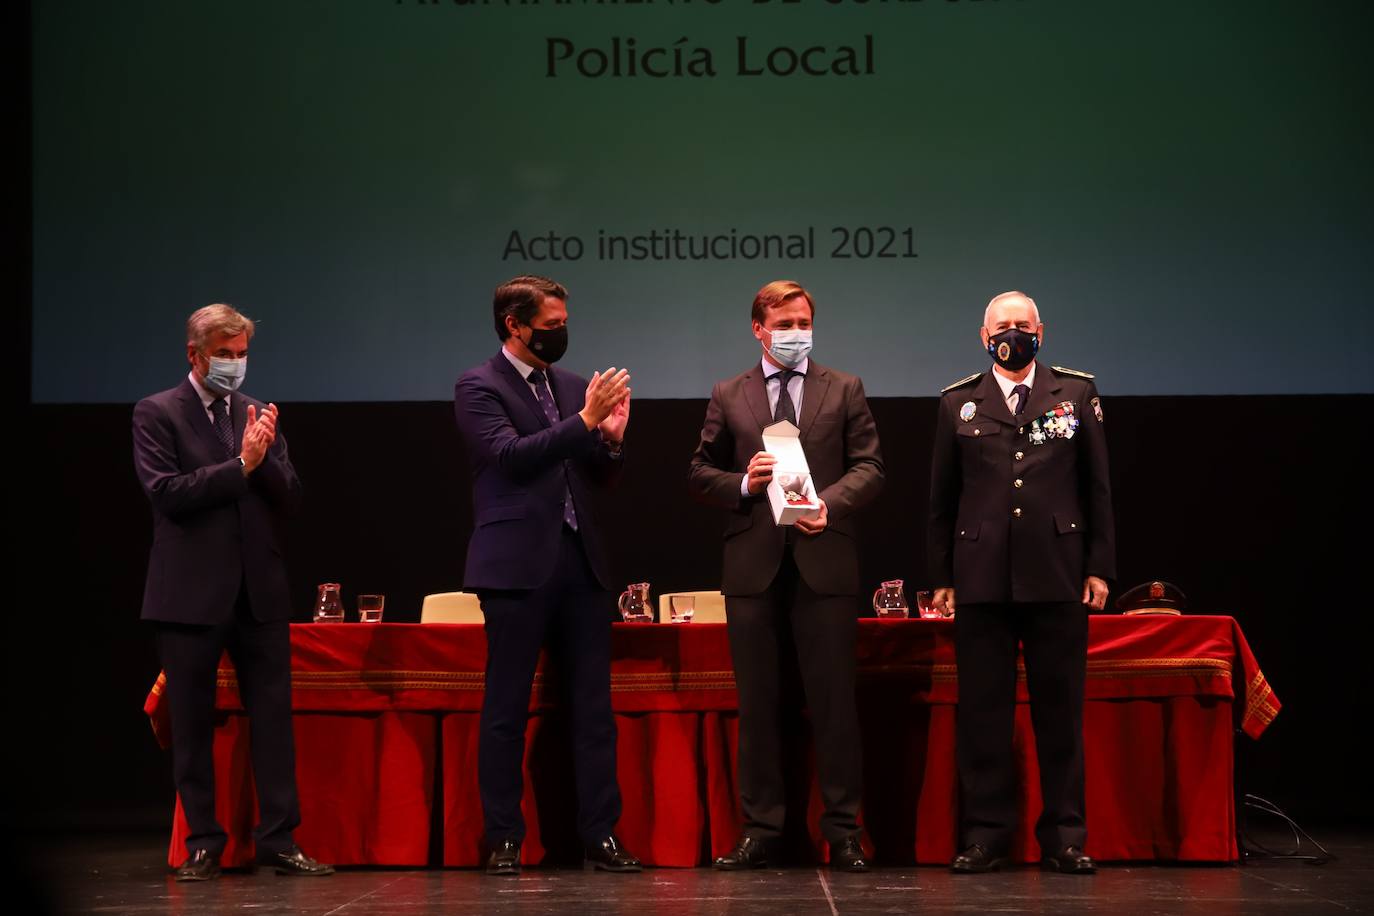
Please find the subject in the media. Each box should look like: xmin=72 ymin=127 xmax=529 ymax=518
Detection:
xmin=762 ymin=420 xmax=821 ymax=526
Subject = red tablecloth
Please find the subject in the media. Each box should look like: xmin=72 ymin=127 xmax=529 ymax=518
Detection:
xmin=144 ymin=616 xmax=1279 ymax=867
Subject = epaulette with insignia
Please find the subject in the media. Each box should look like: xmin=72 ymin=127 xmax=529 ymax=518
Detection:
xmin=941 ymin=372 xmax=981 ymax=393
xmin=1051 ymin=365 xmax=1095 ymax=380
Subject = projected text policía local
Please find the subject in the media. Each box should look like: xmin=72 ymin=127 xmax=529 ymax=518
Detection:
xmin=546 ymin=34 xmax=874 ymax=77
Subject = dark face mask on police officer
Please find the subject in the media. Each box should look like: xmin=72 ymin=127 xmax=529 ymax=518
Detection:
xmin=986 ymin=327 xmax=1039 ymax=372
xmin=519 ymin=323 xmax=569 ymax=364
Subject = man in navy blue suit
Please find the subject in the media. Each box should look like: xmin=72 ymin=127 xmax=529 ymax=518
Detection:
xmin=133 ymin=304 xmax=332 ymax=881
xmin=453 ymin=275 xmax=639 ymax=875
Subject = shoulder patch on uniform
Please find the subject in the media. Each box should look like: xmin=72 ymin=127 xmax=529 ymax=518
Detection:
xmin=941 ymin=372 xmax=981 ymax=393
xmin=1051 ymin=365 xmax=1095 ymax=380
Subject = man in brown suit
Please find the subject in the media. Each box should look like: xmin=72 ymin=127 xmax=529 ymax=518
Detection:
xmin=688 ymin=280 xmax=884 ymax=872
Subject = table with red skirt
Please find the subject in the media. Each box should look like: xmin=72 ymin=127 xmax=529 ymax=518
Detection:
xmin=143 ymin=615 xmax=1280 ymax=867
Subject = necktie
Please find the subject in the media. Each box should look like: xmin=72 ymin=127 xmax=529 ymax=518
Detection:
xmin=527 ymin=369 xmax=578 ymax=531
xmin=211 ymin=398 xmax=235 ymax=460
xmin=773 ymin=370 xmax=800 ymax=425
xmin=1011 ymin=384 xmax=1031 ymax=418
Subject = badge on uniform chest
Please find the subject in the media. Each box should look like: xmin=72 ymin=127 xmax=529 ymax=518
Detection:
xmin=1029 ymin=401 xmax=1078 ymax=445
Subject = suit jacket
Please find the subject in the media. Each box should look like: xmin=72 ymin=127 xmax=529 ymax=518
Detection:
xmin=454 ymin=351 xmax=624 ymax=591
xmin=133 ymin=379 xmax=302 ymax=624
xmin=928 ymin=362 xmax=1116 ymax=604
xmin=688 ymin=361 xmax=885 ymax=597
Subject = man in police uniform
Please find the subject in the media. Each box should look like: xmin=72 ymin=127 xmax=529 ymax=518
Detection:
xmin=928 ymin=291 xmax=1115 ymax=875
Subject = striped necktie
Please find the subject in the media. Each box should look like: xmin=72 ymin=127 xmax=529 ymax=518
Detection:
xmin=527 ymin=369 xmax=579 ymax=531
xmin=210 ymin=398 xmax=235 ymax=459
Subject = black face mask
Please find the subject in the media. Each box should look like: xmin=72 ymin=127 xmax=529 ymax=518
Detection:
xmin=521 ymin=324 xmax=568 ymax=364
xmin=987 ymin=327 xmax=1039 ymax=371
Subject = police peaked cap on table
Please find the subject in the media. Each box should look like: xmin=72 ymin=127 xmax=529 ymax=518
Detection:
xmin=1115 ymin=580 xmax=1187 ymax=616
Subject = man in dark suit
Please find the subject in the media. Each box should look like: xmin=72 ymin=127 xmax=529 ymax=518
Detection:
xmin=453 ymin=275 xmax=640 ymax=875
xmin=688 ymin=280 xmax=884 ymax=872
xmin=928 ymin=290 xmax=1115 ymax=875
xmin=133 ymin=304 xmax=332 ymax=881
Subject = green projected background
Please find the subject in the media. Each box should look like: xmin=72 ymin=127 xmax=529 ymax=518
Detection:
xmin=32 ymin=0 xmax=1374 ymax=401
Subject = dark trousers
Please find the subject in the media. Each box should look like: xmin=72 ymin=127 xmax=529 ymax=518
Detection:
xmin=954 ymin=601 xmax=1088 ymax=854
xmin=476 ymin=527 xmax=620 ymax=846
xmin=153 ymin=587 xmax=300 ymax=858
xmin=725 ymin=545 xmax=862 ymax=843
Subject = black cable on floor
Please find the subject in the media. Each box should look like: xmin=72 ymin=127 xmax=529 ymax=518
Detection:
xmin=1239 ymin=794 xmax=1335 ymax=865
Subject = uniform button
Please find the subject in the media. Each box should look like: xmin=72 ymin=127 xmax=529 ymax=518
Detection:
xmin=959 ymin=530 xmax=966 ymax=536
xmin=973 ymin=429 xmax=981 ymax=437
xmin=1012 ymin=508 xmax=1022 ymax=518
xmin=1015 ymin=451 xmax=1024 ymax=461
xmin=1014 ymin=478 xmax=1024 ymax=488
xmin=1018 ymin=426 xmax=1024 ymax=435
xmin=1070 ymin=522 xmax=1077 ymax=529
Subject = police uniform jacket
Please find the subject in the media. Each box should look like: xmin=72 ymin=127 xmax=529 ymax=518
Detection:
xmin=928 ymin=361 xmax=1115 ymax=604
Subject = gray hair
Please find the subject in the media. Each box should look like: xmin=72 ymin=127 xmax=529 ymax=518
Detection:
xmin=186 ymin=303 xmax=255 ymax=350
xmin=983 ymin=290 xmax=1041 ymax=328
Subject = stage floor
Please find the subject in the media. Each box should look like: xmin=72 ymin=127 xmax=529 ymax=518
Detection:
xmin=24 ymin=830 xmax=1372 ymax=915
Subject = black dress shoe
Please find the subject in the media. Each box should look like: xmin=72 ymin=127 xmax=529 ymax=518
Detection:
xmin=258 ymin=845 xmax=335 ymax=876
xmin=584 ymin=835 xmax=642 ymax=872
xmin=713 ymin=835 xmax=773 ymax=870
xmin=486 ymin=839 xmax=521 ymax=876
xmin=829 ymin=836 xmax=871 ymax=872
xmin=1041 ymin=845 xmax=1096 ymax=874
xmin=950 ymin=843 xmax=1006 ymax=873
xmin=173 ymin=849 xmax=221 ymax=882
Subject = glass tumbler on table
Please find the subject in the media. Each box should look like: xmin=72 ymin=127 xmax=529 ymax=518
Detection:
xmin=357 ymin=594 xmax=385 ymax=623
xmin=669 ymin=594 xmax=695 ymax=623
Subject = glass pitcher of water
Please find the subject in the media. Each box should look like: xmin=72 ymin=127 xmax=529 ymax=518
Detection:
xmin=872 ymin=579 xmax=909 ymax=618
xmin=314 ymin=583 xmax=345 ymax=623
xmin=618 ymin=582 xmax=654 ymax=623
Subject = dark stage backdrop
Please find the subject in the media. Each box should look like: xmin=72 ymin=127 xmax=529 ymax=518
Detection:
xmin=14 ymin=393 xmax=1372 ymax=834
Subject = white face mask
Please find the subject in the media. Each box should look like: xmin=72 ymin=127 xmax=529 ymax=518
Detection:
xmin=766 ymin=329 xmax=813 ymax=368
xmin=203 ymin=356 xmax=247 ymax=395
